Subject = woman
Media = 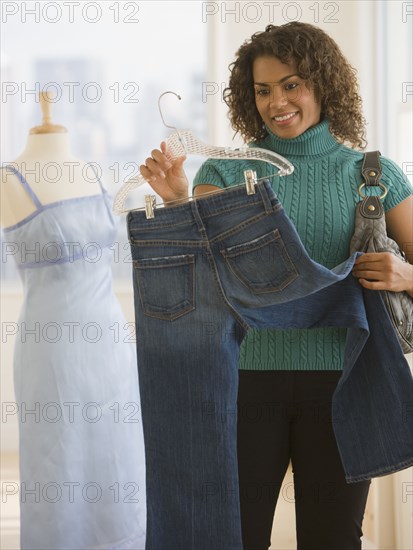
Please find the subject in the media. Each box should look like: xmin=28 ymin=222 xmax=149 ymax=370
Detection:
xmin=140 ymin=22 xmax=413 ymax=549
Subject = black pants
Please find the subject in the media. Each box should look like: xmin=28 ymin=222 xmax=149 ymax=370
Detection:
xmin=237 ymin=370 xmax=371 ymax=550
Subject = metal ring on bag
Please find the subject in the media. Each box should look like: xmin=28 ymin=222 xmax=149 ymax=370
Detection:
xmin=357 ymin=182 xmax=388 ymax=199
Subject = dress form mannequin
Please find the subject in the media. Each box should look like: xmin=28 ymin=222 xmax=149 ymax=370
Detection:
xmin=2 ymin=93 xmax=147 ymax=549
xmin=1 ymin=92 xmax=101 ymax=227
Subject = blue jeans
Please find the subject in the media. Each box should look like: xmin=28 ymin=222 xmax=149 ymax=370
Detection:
xmin=127 ymin=180 xmax=413 ymax=550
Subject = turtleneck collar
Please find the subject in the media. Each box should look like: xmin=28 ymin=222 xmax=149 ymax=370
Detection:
xmin=253 ymin=118 xmax=341 ymax=158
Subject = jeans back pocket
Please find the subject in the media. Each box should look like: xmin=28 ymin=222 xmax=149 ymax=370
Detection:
xmin=220 ymin=229 xmax=298 ymax=293
xmin=133 ymin=254 xmax=195 ymax=321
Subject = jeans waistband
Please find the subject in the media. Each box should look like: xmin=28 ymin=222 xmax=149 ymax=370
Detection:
xmin=127 ymin=180 xmax=279 ymax=232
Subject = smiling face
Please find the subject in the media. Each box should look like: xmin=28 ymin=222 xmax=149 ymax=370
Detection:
xmin=253 ymin=56 xmax=322 ymax=139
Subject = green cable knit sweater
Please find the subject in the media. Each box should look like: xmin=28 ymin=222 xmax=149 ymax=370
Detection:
xmin=193 ymin=119 xmax=413 ymax=370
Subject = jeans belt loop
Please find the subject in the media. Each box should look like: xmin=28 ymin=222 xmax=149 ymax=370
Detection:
xmin=190 ymin=199 xmax=207 ymax=237
xmin=257 ymin=179 xmax=273 ymax=214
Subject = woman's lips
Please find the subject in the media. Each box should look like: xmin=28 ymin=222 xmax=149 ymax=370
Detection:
xmin=271 ymin=112 xmax=298 ymax=125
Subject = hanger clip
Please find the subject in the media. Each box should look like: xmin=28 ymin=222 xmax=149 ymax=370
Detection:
xmin=244 ymin=170 xmax=257 ymax=195
xmin=145 ymin=195 xmax=157 ymax=219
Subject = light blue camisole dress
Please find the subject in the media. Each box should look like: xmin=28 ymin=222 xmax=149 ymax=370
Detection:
xmin=2 ymin=166 xmax=146 ymax=550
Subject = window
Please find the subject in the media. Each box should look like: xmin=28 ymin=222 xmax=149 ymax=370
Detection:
xmin=1 ymin=0 xmax=208 ymax=283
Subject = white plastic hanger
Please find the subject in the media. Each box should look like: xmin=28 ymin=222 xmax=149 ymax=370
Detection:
xmin=112 ymin=91 xmax=294 ymax=216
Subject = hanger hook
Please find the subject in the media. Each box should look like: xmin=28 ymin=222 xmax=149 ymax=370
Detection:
xmin=158 ymin=91 xmax=181 ymax=131
xmin=157 ymin=90 xmax=186 ymax=151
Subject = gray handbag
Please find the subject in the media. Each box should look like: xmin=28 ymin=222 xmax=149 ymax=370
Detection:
xmin=349 ymin=151 xmax=413 ymax=354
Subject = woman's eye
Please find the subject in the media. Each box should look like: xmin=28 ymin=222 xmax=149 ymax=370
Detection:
xmin=255 ymin=89 xmax=269 ymax=96
xmin=284 ymin=82 xmax=299 ymax=91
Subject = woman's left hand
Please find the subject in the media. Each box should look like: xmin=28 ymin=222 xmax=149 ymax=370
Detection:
xmin=352 ymin=252 xmax=413 ymax=294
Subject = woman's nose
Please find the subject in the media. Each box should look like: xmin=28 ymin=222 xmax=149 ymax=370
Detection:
xmin=268 ymin=86 xmax=288 ymax=108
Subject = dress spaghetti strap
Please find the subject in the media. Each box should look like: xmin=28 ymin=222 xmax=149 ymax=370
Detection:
xmin=87 ymin=163 xmax=106 ymax=195
xmin=2 ymin=165 xmax=43 ymax=210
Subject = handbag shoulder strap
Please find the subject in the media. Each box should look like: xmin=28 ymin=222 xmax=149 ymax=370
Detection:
xmin=359 ymin=151 xmax=385 ymax=218
xmin=362 ymin=150 xmax=382 ymax=187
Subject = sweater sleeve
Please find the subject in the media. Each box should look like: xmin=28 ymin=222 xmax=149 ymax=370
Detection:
xmin=193 ymin=159 xmax=226 ymax=189
xmin=193 ymin=158 xmax=257 ymax=190
xmin=380 ymin=156 xmax=413 ymax=211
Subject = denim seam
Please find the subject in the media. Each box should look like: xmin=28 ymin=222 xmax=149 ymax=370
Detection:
xmin=201 ymin=200 xmax=282 ymax=220
xmin=362 ymin=360 xmax=390 ymax=466
xmin=129 ymin=239 xmax=206 ymax=248
xmin=341 ymin=328 xmax=368 ymax=379
xmin=221 ymin=229 xmax=282 ymax=256
xmin=346 ymin=457 xmax=413 ymax=483
xmin=209 ymin=212 xmax=270 ymax=245
xmin=133 ymin=256 xmax=195 ymax=267
xmin=189 ymin=202 xmax=249 ymax=330
xmin=128 ymin=218 xmax=198 ymax=231
xmin=127 ymin=189 xmax=282 ymax=229
xmin=257 ymin=182 xmax=274 ymax=214
xmin=199 ymin=199 xmax=262 ymax=218
xmin=203 ymin=246 xmax=250 ymax=333
xmin=128 ymin=202 xmax=258 ymax=229
xmin=127 ymin=199 xmax=265 ymax=230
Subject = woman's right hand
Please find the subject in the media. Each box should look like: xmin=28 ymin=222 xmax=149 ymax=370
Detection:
xmin=140 ymin=141 xmax=189 ymax=203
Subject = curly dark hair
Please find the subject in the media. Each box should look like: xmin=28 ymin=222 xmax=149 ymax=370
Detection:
xmin=223 ymin=22 xmax=367 ymax=149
